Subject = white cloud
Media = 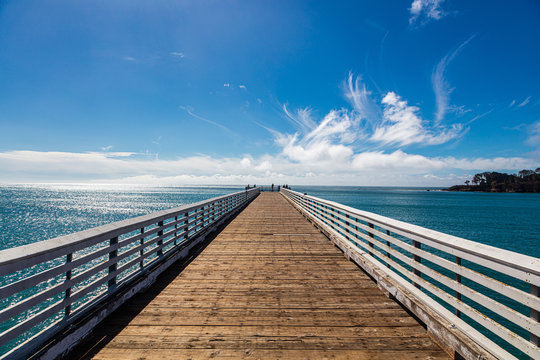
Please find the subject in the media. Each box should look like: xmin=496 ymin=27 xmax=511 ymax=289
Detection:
xmin=352 ymin=150 xmax=444 ymax=171
xmin=240 ymin=157 xmax=251 ymax=168
xmin=371 ymin=91 xmax=463 ymax=146
xmin=0 ymin=150 xmax=535 ymax=186
xmin=518 ymin=96 xmax=531 ymax=107
xmin=122 ymin=56 xmax=136 ymax=61
xmin=340 ymin=75 xmax=464 ymax=147
xmin=223 ymin=83 xmax=230 ymax=88
xmin=101 ymin=145 xmax=113 ymax=151
xmin=239 ymin=85 xmax=246 ymax=89
xmin=257 ymin=98 xmax=262 ymax=104
xmin=432 ymin=35 xmax=475 ymax=124
xmin=509 ymin=100 xmax=516 ymax=107
xmin=409 ymin=0 xmax=446 ymax=24
xmin=170 ymin=52 xmax=185 ymax=58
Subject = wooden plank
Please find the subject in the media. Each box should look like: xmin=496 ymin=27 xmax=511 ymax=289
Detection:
xmin=89 ymin=348 xmax=449 ymax=360
xmin=70 ymin=192 xmax=448 ymax=359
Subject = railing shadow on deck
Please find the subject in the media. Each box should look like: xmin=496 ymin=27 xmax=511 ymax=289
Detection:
xmin=66 ymin=222 xmax=223 ymax=360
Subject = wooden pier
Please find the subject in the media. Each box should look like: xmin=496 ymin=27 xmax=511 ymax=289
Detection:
xmin=72 ymin=193 xmax=448 ymax=359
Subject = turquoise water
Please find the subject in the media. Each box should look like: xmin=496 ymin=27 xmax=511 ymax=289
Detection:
xmin=293 ymin=186 xmax=540 ymax=258
xmin=0 ymin=184 xmax=539 ymax=357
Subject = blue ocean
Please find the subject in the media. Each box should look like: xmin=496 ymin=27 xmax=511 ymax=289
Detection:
xmin=2 ymin=184 xmax=538 ymax=255
xmin=293 ymin=185 xmax=540 ymax=258
xmin=0 ymin=184 xmax=539 ymax=358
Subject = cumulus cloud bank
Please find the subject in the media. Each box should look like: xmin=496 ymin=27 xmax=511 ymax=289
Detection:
xmin=0 ymin=149 xmax=535 ymax=186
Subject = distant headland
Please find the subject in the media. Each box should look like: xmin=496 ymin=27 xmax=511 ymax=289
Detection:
xmin=445 ymin=168 xmax=540 ymax=193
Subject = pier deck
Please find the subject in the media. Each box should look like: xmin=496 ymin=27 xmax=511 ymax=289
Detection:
xmin=73 ymin=192 xmax=448 ymax=359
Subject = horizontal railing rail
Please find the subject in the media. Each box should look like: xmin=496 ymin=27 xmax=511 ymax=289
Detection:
xmin=0 ymin=187 xmax=260 ymax=359
xmin=281 ymin=188 xmax=540 ymax=359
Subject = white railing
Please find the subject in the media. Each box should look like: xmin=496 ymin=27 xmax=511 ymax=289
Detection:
xmin=281 ymin=188 xmax=540 ymax=359
xmin=0 ymin=188 xmax=259 ymax=359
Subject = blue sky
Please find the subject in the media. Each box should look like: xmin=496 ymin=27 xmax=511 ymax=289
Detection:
xmin=0 ymin=0 xmax=539 ymax=185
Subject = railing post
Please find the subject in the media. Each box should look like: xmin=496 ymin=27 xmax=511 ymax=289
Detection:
xmin=345 ymin=214 xmax=351 ymax=243
xmin=353 ymin=219 xmax=359 ymax=247
xmin=455 ymin=256 xmax=462 ymax=317
xmin=174 ymin=216 xmax=178 ymax=246
xmin=64 ymin=253 xmax=72 ymax=317
xmin=368 ymin=223 xmax=374 ymax=256
xmin=412 ymin=240 xmax=422 ymax=289
xmin=184 ymin=212 xmax=189 ymax=241
xmin=386 ymin=230 xmax=391 ymax=268
xmin=108 ymin=236 xmax=118 ymax=290
xmin=139 ymin=228 xmax=145 ymax=269
xmin=531 ymin=284 xmax=539 ymax=347
xmin=157 ymin=221 xmax=164 ymax=256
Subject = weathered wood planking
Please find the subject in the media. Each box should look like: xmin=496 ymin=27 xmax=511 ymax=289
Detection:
xmin=70 ymin=193 xmax=448 ymax=359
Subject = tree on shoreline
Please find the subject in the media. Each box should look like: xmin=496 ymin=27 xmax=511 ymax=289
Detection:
xmin=448 ymin=169 xmax=540 ymax=193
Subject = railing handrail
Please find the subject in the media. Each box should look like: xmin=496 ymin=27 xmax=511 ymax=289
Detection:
xmin=0 ymin=188 xmax=259 ymax=275
xmin=281 ymin=188 xmax=540 ymax=279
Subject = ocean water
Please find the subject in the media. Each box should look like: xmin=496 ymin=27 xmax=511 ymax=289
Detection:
xmin=0 ymin=184 xmax=539 ymax=357
xmin=0 ymin=184 xmax=243 ymax=251
xmin=293 ymin=186 xmax=540 ymax=258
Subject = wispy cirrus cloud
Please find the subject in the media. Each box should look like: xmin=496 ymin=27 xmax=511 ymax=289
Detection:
xmin=282 ymin=105 xmax=317 ymax=134
xmin=179 ymin=106 xmax=237 ymax=136
xmin=518 ymin=96 xmax=531 ymax=107
xmin=170 ymin=52 xmax=185 ymax=58
xmin=409 ymin=0 xmax=447 ymax=25
xmin=432 ymin=35 xmax=475 ymax=124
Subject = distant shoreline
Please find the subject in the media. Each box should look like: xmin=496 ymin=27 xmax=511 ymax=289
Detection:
xmin=444 ymin=169 xmax=540 ymax=193
xmin=443 ymin=185 xmax=540 ymax=193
